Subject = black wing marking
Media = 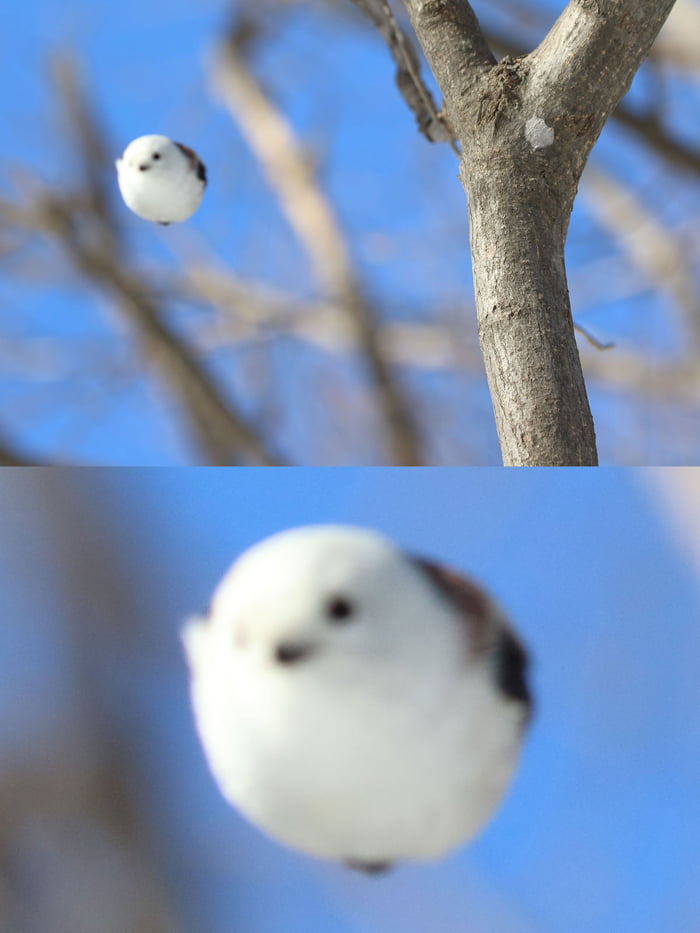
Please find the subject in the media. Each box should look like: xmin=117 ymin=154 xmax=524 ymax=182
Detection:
xmin=175 ymin=142 xmax=208 ymax=185
xmin=411 ymin=554 xmax=533 ymax=721
xmin=495 ymin=627 xmax=533 ymax=720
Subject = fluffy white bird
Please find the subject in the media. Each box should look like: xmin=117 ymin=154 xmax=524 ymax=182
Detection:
xmin=183 ymin=525 xmax=531 ymax=873
xmin=115 ymin=134 xmax=206 ymax=224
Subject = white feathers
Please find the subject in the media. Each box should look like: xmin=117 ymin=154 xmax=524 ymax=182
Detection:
xmin=183 ymin=525 xmax=530 ymax=869
xmin=115 ymin=135 xmax=206 ymax=224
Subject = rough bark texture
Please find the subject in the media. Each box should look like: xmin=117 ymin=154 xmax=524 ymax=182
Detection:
xmin=403 ymin=0 xmax=677 ymax=465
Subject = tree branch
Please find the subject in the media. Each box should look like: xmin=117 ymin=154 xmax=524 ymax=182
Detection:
xmin=484 ymin=28 xmax=700 ymax=178
xmin=213 ymin=29 xmax=425 ymax=464
xmin=1 ymin=196 xmax=282 ymax=465
xmin=400 ymin=0 xmax=676 ymax=464
xmin=403 ymin=0 xmax=495 ymax=89
xmin=350 ymin=0 xmax=458 ymax=147
xmin=612 ymin=104 xmax=700 ymax=176
xmin=53 ymin=213 xmax=281 ymax=466
xmin=0 ymin=60 xmax=282 ymax=466
xmin=582 ymin=168 xmax=700 ymax=349
xmin=0 ymin=433 xmax=39 ymax=465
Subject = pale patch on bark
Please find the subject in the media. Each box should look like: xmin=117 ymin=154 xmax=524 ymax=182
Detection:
xmin=525 ymin=117 xmax=554 ymax=149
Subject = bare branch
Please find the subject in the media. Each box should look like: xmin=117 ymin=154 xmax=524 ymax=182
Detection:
xmin=528 ymin=0 xmax=679 ymax=171
xmin=398 ymin=0 xmax=677 ymax=464
xmin=582 ymin=169 xmax=700 ymax=348
xmin=173 ymin=264 xmax=700 ymax=413
xmin=350 ymin=0 xmax=458 ymax=148
xmin=485 ymin=28 xmax=700 ymax=179
xmin=612 ymin=105 xmax=700 ymax=177
xmin=175 ymin=265 xmax=480 ymax=369
xmin=582 ymin=350 xmax=700 ymax=404
xmin=0 ymin=475 xmax=184 ymax=932
xmin=212 ymin=31 xmax=424 ymax=464
xmin=51 ymin=56 xmax=122 ymax=253
xmin=402 ymin=0 xmax=495 ymax=110
xmin=1 ymin=196 xmax=282 ymax=465
xmin=348 ymin=14 xmax=700 ymax=182
xmin=574 ymin=322 xmax=614 ymax=352
xmin=0 ymin=433 xmax=41 ymax=465
xmin=0 ymin=62 xmax=283 ymax=466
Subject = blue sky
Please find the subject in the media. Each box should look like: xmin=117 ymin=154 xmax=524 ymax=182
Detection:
xmin=1 ymin=1 xmax=699 ymax=463
xmin=1 ymin=467 xmax=699 ymax=931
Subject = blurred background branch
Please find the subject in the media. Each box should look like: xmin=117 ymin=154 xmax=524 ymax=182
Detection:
xmin=1 ymin=60 xmax=281 ymax=466
xmin=0 ymin=431 xmax=38 ymax=465
xmin=213 ymin=25 xmax=425 ymax=464
xmin=0 ymin=473 xmax=183 ymax=933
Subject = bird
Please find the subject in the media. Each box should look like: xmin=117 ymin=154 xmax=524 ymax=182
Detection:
xmin=183 ymin=525 xmax=532 ymax=873
xmin=115 ymin=134 xmax=206 ymax=225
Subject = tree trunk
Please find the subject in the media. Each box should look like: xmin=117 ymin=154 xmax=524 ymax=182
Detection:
xmin=403 ymin=0 xmax=677 ymax=465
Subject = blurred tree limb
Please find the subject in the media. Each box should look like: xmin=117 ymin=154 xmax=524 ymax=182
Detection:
xmin=0 ymin=475 xmax=183 ymax=933
xmin=213 ymin=28 xmax=425 ymax=465
xmin=0 ymin=432 xmax=37 ymax=465
xmin=0 ymin=60 xmax=282 ymax=466
xmin=176 ymin=262 xmax=700 ymax=408
xmin=1 ymin=194 xmax=283 ymax=466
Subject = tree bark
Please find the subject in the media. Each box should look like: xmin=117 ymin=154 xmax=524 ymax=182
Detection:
xmin=402 ymin=0 xmax=677 ymax=465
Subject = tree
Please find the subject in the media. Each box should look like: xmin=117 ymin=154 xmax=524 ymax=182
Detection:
xmin=0 ymin=0 xmax=697 ymax=464
xmin=354 ymin=0 xmax=676 ymax=465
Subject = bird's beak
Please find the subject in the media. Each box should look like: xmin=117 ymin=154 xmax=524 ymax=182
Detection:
xmin=274 ymin=640 xmax=317 ymax=666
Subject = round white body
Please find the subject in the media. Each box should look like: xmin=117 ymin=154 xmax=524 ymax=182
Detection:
xmin=184 ymin=526 xmax=529 ymax=866
xmin=116 ymin=134 xmax=205 ymax=224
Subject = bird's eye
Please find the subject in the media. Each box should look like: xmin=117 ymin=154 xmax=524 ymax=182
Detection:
xmin=153 ymin=152 xmax=161 ymax=160
xmin=325 ymin=596 xmax=355 ymax=623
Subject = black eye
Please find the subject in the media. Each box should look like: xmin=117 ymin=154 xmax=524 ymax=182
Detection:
xmin=153 ymin=152 xmax=161 ymax=160
xmin=325 ymin=596 xmax=355 ymax=623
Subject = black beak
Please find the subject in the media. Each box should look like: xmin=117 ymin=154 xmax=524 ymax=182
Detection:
xmin=274 ymin=641 xmax=316 ymax=665
xmin=139 ymin=164 xmax=149 ymax=172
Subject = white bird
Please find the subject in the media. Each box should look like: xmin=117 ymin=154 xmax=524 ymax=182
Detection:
xmin=115 ymin=134 xmax=206 ymax=225
xmin=183 ymin=525 xmax=532 ymax=873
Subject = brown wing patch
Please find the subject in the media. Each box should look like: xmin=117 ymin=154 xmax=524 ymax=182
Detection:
xmin=410 ymin=556 xmax=497 ymax=656
xmin=175 ymin=141 xmax=197 ymax=162
xmin=174 ymin=142 xmax=207 ymax=185
xmin=411 ymin=555 xmax=532 ymax=718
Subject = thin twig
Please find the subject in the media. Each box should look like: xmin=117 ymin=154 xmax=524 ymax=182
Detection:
xmin=573 ymin=322 xmax=615 ymax=351
xmin=352 ymin=0 xmax=459 ymax=151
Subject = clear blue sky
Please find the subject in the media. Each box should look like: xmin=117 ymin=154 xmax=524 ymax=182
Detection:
xmin=1 ymin=467 xmax=699 ymax=931
xmin=1 ymin=0 xmax=699 ymax=463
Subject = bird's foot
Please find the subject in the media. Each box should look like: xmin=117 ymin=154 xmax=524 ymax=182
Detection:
xmin=344 ymin=858 xmax=393 ymax=875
